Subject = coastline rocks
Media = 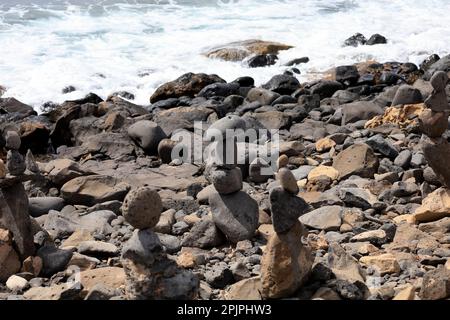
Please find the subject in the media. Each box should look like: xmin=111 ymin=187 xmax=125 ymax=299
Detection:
xmin=246 ymin=88 xmax=280 ymax=105
xmin=423 ymin=54 xmax=450 ymax=80
xmin=204 ymin=39 xmax=293 ymax=62
xmin=260 ymin=221 xmax=313 ymax=299
xmin=344 ymin=33 xmax=367 ymax=47
xmin=247 ymin=54 xmax=278 ymax=68
xmin=335 ymin=65 xmax=360 ymax=85
xmin=204 ymin=115 xmax=246 ymax=142
xmin=28 ymin=197 xmax=65 ymax=217
xmin=333 ymin=144 xmax=379 ymax=179
xmin=269 ymin=187 xmax=309 ymax=234
xmin=341 ymin=101 xmax=384 ymax=125
xmin=391 ymin=85 xmax=423 ymax=107
xmin=150 ymin=73 xmax=225 ymax=103
xmin=209 ymin=191 xmax=258 ymax=243
xmin=197 ymin=82 xmax=240 ymax=98
xmin=366 ymin=33 xmax=387 ymax=45
xmin=127 ymin=120 xmax=167 ymax=154
xmin=121 ymin=187 xmax=162 ymax=229
xmin=310 ymin=80 xmax=343 ymax=99
xmin=61 ymin=175 xmax=130 ymax=206
xmin=262 ymin=74 xmax=300 ymax=95
xmin=210 ymin=166 xmax=243 ymax=195
xmin=0 ymin=97 xmax=36 ymax=116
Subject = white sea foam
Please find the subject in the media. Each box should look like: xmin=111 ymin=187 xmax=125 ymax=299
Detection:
xmin=0 ymin=0 xmax=449 ymax=111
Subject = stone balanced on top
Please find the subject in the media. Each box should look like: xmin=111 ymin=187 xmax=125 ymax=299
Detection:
xmin=419 ymin=71 xmax=450 ymax=187
xmin=120 ymin=186 xmax=199 ymax=300
xmin=260 ymin=157 xmax=313 ymax=299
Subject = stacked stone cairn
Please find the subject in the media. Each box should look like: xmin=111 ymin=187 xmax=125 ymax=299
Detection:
xmin=120 ymin=186 xmax=199 ymax=299
xmin=1 ymin=131 xmax=41 ymax=282
xmin=419 ymin=71 xmax=450 ymax=186
xmin=205 ymin=115 xmax=259 ymax=244
xmin=260 ymin=156 xmax=313 ymax=299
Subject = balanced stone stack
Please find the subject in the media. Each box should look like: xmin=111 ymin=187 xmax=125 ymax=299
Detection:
xmin=419 ymin=71 xmax=450 ymax=187
xmin=120 ymin=186 xmax=199 ymax=299
xmin=1 ymin=132 xmax=41 ymax=281
xmin=209 ymin=164 xmax=259 ymax=244
xmin=260 ymin=160 xmax=313 ymax=299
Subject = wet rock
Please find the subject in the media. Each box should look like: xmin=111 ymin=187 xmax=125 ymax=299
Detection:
xmin=121 ymin=186 xmax=162 ymax=229
xmin=247 ymin=54 xmax=278 ymax=68
xmin=204 ymin=39 xmax=293 ymax=62
xmin=335 ymin=65 xmax=360 ymax=85
xmin=366 ymin=34 xmax=387 ymax=45
xmin=210 ymin=191 xmax=258 ymax=244
xmin=310 ymin=80 xmax=344 ymax=99
xmin=262 ymin=74 xmax=300 ymax=95
xmin=343 ymin=33 xmax=367 ymax=47
xmin=246 ymin=87 xmax=280 ymax=105
xmin=150 ymin=73 xmax=225 ymax=103
xmin=197 ymin=82 xmax=240 ymax=98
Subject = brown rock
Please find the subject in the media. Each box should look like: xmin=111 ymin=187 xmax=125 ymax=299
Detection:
xmin=223 ymin=277 xmax=262 ymax=300
xmin=420 ymin=266 xmax=450 ymax=300
xmin=277 ymin=167 xmax=299 ymax=194
xmin=204 ymin=40 xmax=293 ymax=62
xmin=414 ymin=187 xmax=450 ymax=222
xmin=260 ymin=222 xmax=313 ymax=299
xmin=0 ymin=228 xmax=21 ymax=282
xmin=23 ymin=283 xmax=81 ymax=300
xmin=61 ymin=230 xmax=94 ymax=248
xmin=316 ymin=137 xmax=336 ymax=152
xmin=393 ymin=285 xmax=415 ymax=300
xmin=19 ymin=121 xmax=50 ymax=154
xmin=422 ymin=138 xmax=450 ymax=188
xmin=150 ymin=73 xmax=225 ymax=103
xmin=359 ymin=253 xmax=400 ymax=275
xmin=332 ymin=143 xmax=379 ymax=180
xmin=80 ymin=267 xmax=126 ymax=297
xmin=121 ymin=186 xmax=162 ymax=229
xmin=419 ymin=109 xmax=448 ymax=137
xmin=61 ymin=175 xmax=130 ymax=206
xmin=0 ymin=159 xmax=6 ymax=178
xmin=307 ymin=165 xmax=339 ymax=181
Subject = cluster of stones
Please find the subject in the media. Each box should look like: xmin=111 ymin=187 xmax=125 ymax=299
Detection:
xmin=419 ymin=71 xmax=450 ymax=187
xmin=259 ymin=156 xmax=313 ymax=298
xmin=119 ymin=186 xmax=199 ymax=299
xmin=1 ymin=131 xmax=41 ymax=283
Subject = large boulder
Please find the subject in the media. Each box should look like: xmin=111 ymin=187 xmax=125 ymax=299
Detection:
xmin=204 ymin=39 xmax=293 ymax=62
xmin=127 ymin=120 xmax=167 ymax=154
xmin=61 ymin=175 xmax=130 ymax=206
xmin=153 ymin=106 xmax=214 ymax=136
xmin=150 ymin=73 xmax=225 ymax=103
xmin=0 ymin=97 xmax=36 ymax=116
xmin=209 ymin=191 xmax=259 ymax=244
xmin=414 ymin=188 xmax=450 ymax=223
xmin=341 ymin=101 xmax=384 ymax=125
xmin=262 ymin=74 xmax=300 ymax=95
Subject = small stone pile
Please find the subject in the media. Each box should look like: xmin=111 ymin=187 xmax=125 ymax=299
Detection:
xmin=0 ymin=131 xmax=41 ymax=281
xmin=419 ymin=71 xmax=450 ymax=187
xmin=260 ymin=157 xmax=313 ymax=299
xmin=120 ymin=186 xmax=199 ymax=299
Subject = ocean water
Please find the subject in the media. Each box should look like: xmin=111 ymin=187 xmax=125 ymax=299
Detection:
xmin=0 ymin=0 xmax=449 ymax=110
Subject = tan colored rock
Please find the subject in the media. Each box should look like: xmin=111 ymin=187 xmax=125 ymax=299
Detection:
xmin=67 ymin=252 xmax=99 ymax=271
xmin=359 ymin=253 xmax=401 ymax=275
xmin=154 ymin=209 xmax=176 ymax=233
xmin=61 ymin=175 xmax=130 ymax=207
xmin=224 ymin=277 xmax=262 ymax=300
xmin=260 ymin=222 xmax=313 ymax=299
xmin=388 ymin=222 xmax=439 ymax=252
xmin=44 ymin=158 xmax=92 ymax=186
xmin=327 ymin=243 xmax=365 ymax=284
xmin=277 ymin=167 xmax=299 ymax=194
xmin=316 ymin=137 xmax=336 ymax=152
xmin=177 ymin=251 xmax=197 ymax=269
xmin=257 ymin=224 xmax=275 ymax=241
xmin=393 ymin=214 xmax=416 ymax=224
xmin=393 ymin=285 xmax=415 ymax=300
xmin=80 ymin=267 xmax=126 ymax=297
xmin=312 ymin=287 xmax=341 ymax=300
xmin=365 ymin=103 xmax=425 ymax=129
xmin=414 ymin=188 xmax=450 ymax=223
xmin=445 ymin=259 xmax=450 ymax=270
xmin=276 ymin=154 xmax=289 ymax=170
xmin=0 ymin=228 xmax=21 ymax=282
xmin=204 ymin=40 xmax=293 ymax=62
xmin=184 ymin=214 xmax=202 ymax=226
xmin=0 ymin=159 xmax=6 ymax=178
xmin=332 ymin=143 xmax=379 ymax=180
xmin=24 ymin=283 xmax=80 ymax=300
xmin=307 ymin=165 xmax=339 ymax=181
xmin=21 ymin=256 xmax=43 ymax=277
xmin=61 ymin=230 xmax=94 ymax=249
xmin=121 ymin=186 xmax=162 ymax=229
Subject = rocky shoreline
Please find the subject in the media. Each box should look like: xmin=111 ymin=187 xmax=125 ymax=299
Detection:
xmin=1 ymin=40 xmax=450 ymax=300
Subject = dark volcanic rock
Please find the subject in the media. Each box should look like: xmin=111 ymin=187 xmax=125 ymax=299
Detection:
xmin=366 ymin=34 xmax=387 ymax=45
xmin=262 ymin=74 xmax=300 ymax=95
xmin=343 ymin=33 xmax=367 ymax=47
xmin=310 ymin=80 xmax=344 ymax=99
xmin=247 ymin=54 xmax=278 ymax=68
xmin=150 ymin=73 xmax=225 ymax=103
